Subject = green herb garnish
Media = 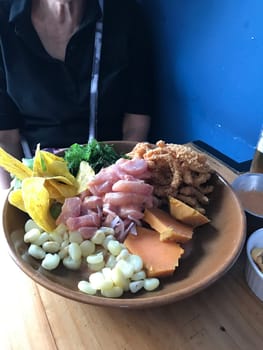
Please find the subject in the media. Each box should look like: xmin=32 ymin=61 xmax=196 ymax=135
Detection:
xmin=64 ymin=139 xmax=123 ymax=176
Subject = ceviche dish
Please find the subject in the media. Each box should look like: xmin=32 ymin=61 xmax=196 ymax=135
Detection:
xmin=0 ymin=140 xmax=246 ymax=306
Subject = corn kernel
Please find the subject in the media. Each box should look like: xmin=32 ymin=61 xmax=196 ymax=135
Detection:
xmin=86 ymin=251 xmax=104 ymax=265
xmin=53 ymin=223 xmax=67 ymax=235
xmin=78 ymin=281 xmax=97 ymax=295
xmin=68 ymin=242 xmax=82 ymax=261
xmin=42 ymin=241 xmax=60 ymax=253
xmin=101 ymin=286 xmax=124 ymax=298
xmin=105 ymin=255 xmax=116 ymax=269
xmin=63 ymin=256 xmax=81 ymax=270
xmin=127 ymin=254 xmax=143 ymax=272
xmin=49 ymin=232 xmax=63 ymax=244
xmin=28 ymin=244 xmax=46 ymax=260
xmin=89 ymin=272 xmax=105 ymax=290
xmin=91 ymin=230 xmax=106 ymax=245
xmin=98 ymin=227 xmax=115 ymax=235
xmin=107 ymin=240 xmax=122 ymax=256
xmin=34 ymin=232 xmax=50 ymax=246
xmin=58 ymin=247 xmax=68 ymax=259
xmin=116 ymin=248 xmax=129 ymax=261
xmin=115 ymin=259 xmax=134 ymax=279
xmin=80 ymin=240 xmax=95 ymax=257
xmin=131 ymin=270 xmax=146 ymax=281
xmin=102 ymin=235 xmax=115 ymax=249
xmin=24 ymin=219 xmax=42 ymax=233
xmin=41 ymin=253 xmax=60 ymax=270
xmin=144 ymin=278 xmax=160 ymax=291
xmin=111 ymin=266 xmax=129 ymax=290
xmin=129 ymin=280 xmax=144 ymax=293
xmin=69 ymin=231 xmax=83 ymax=244
xmin=24 ymin=228 xmax=41 ymax=243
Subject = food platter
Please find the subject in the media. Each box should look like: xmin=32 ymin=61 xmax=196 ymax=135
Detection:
xmin=1 ymin=141 xmax=246 ymax=309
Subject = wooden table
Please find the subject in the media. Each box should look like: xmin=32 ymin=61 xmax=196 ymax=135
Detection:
xmin=0 ymin=152 xmax=263 ymax=350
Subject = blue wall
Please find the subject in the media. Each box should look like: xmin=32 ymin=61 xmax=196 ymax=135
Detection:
xmin=141 ymin=0 xmax=263 ymax=163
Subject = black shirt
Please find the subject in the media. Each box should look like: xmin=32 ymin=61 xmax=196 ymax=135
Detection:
xmin=0 ymin=0 xmax=153 ymax=151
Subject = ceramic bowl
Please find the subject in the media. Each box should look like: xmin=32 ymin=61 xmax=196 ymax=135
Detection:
xmin=1 ymin=141 xmax=246 ymax=309
xmin=231 ymin=173 xmax=263 ymax=234
xmin=245 ymin=228 xmax=263 ymax=301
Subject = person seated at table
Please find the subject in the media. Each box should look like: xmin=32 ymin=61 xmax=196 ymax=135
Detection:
xmin=0 ymin=0 xmax=153 ymax=188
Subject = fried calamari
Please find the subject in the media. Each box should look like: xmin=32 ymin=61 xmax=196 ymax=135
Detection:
xmin=128 ymin=140 xmax=214 ymax=214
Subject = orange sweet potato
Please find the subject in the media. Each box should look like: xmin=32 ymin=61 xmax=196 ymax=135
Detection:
xmin=168 ymin=196 xmax=210 ymax=228
xmin=143 ymin=207 xmax=193 ymax=243
xmin=124 ymin=226 xmax=184 ymax=278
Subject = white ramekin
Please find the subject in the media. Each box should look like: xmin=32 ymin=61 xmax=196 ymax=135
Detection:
xmin=245 ymin=228 xmax=263 ymax=302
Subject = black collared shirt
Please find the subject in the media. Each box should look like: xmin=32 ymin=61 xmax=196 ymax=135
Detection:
xmin=0 ymin=0 xmax=153 ymax=150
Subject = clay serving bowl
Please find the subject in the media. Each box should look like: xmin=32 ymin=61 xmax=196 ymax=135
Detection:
xmin=2 ymin=141 xmax=246 ymax=309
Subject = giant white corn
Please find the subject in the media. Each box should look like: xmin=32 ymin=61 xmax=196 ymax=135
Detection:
xmin=68 ymin=242 xmax=82 ymax=261
xmin=23 ymin=218 xmax=160 ymax=298
xmin=129 ymin=280 xmax=144 ymax=293
xmin=111 ymin=266 xmax=129 ymax=290
xmin=91 ymin=230 xmax=105 ymax=245
xmin=78 ymin=281 xmax=97 ymax=295
xmin=41 ymin=253 xmax=60 ymax=270
xmin=144 ymin=278 xmax=160 ymax=291
xmin=115 ymin=259 xmax=134 ymax=279
xmin=49 ymin=232 xmax=63 ymax=245
xmin=42 ymin=241 xmax=60 ymax=253
xmin=28 ymin=244 xmax=46 ymax=259
xmin=34 ymin=232 xmax=50 ymax=246
xmin=101 ymin=286 xmax=123 ymax=298
xmin=107 ymin=240 xmax=122 ymax=256
xmin=63 ymin=256 xmax=82 ymax=270
xmin=24 ymin=228 xmax=41 ymax=243
xmin=131 ymin=270 xmax=146 ymax=281
xmin=69 ymin=231 xmax=83 ymax=244
xmin=127 ymin=254 xmax=143 ymax=272
xmin=80 ymin=240 xmax=95 ymax=256
xmin=89 ymin=272 xmax=105 ymax=290
xmin=102 ymin=235 xmax=115 ymax=249
xmin=24 ymin=219 xmax=42 ymax=233
xmin=86 ymin=252 xmax=104 ymax=265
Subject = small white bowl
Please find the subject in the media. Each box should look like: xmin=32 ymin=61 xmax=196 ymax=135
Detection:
xmin=245 ymin=228 xmax=263 ymax=301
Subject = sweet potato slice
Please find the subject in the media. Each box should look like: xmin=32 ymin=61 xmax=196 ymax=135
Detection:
xmin=169 ymin=196 xmax=210 ymax=228
xmin=124 ymin=226 xmax=184 ymax=278
xmin=143 ymin=207 xmax=193 ymax=243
